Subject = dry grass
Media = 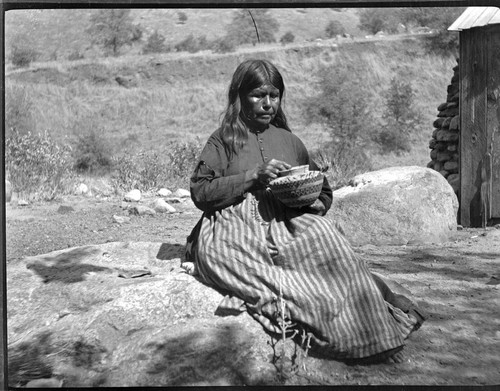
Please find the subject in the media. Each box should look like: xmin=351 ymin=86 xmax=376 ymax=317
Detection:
xmin=6 ymin=33 xmax=457 ymax=196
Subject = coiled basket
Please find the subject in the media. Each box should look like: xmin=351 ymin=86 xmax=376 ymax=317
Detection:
xmin=269 ymin=171 xmax=324 ymax=208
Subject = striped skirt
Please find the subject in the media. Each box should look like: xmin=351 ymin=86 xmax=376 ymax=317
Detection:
xmin=187 ymin=191 xmax=416 ymax=359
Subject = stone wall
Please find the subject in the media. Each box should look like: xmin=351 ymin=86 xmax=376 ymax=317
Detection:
xmin=427 ymin=60 xmax=460 ymax=194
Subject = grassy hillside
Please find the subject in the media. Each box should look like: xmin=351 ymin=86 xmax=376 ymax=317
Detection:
xmin=5 ymin=8 xmax=363 ymax=62
xmin=6 ymin=34 xmax=455 ymax=159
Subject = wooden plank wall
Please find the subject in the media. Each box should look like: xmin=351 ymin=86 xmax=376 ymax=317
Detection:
xmin=487 ymin=27 xmax=500 ymax=219
xmin=460 ymin=28 xmax=488 ymax=227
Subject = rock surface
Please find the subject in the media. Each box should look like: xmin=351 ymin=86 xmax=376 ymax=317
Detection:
xmin=328 ymin=166 xmax=459 ymax=246
xmin=7 ymin=242 xmax=285 ymax=387
xmin=6 ymin=196 xmax=500 ymax=386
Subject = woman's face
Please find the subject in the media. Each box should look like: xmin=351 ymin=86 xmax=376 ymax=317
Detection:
xmin=241 ymin=84 xmax=280 ymax=130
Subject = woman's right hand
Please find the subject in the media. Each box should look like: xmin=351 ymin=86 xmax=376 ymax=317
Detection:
xmin=247 ymin=159 xmax=291 ymax=185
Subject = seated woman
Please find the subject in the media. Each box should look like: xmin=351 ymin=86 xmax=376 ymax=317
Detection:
xmin=185 ymin=59 xmax=425 ymax=363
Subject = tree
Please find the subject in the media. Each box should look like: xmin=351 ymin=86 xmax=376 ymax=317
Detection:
xmin=9 ymin=33 xmax=38 ymax=68
xmin=280 ymin=31 xmax=295 ymax=45
xmin=325 ymin=20 xmax=345 ymax=38
xmin=86 ymin=9 xmax=142 ymax=56
xmin=358 ymin=8 xmax=400 ymax=35
xmin=225 ymin=9 xmax=279 ymax=46
xmin=374 ymin=76 xmax=422 ymax=154
xmin=306 ymin=62 xmax=375 ymax=183
xmin=177 ymin=11 xmax=188 ymax=24
xmin=142 ymin=30 xmax=168 ymax=54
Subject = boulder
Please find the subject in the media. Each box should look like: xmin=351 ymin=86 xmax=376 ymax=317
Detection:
xmin=328 ymin=166 xmax=458 ymax=246
xmin=124 ymin=189 xmax=141 ymax=202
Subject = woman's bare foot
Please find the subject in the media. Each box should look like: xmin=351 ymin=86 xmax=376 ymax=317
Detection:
xmin=181 ymin=261 xmax=198 ymax=276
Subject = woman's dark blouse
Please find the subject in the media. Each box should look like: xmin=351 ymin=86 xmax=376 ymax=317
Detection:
xmin=190 ymin=124 xmax=333 ymax=213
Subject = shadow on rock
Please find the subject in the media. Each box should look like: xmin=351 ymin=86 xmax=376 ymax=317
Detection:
xmin=26 ymin=246 xmax=112 ymax=283
xmin=8 ymin=331 xmax=54 ymax=387
xmin=143 ymin=323 xmax=275 ymax=386
xmin=156 ymin=243 xmax=186 ymax=261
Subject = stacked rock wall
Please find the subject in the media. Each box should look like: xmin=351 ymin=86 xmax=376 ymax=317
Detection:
xmin=427 ymin=60 xmax=460 ymax=194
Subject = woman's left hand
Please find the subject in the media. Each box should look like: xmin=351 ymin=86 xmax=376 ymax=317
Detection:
xmin=303 ymin=199 xmax=326 ymax=215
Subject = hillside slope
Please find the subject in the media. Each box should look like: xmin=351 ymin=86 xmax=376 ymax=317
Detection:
xmin=5 ymin=8 xmax=362 ymax=62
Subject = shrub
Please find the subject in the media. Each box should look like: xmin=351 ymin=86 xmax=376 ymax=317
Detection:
xmin=142 ymin=30 xmax=168 ymax=54
xmin=111 ymin=151 xmax=171 ymax=192
xmin=325 ymin=20 xmax=345 ymax=38
xmin=111 ymin=138 xmax=204 ymax=192
xmin=167 ymin=138 xmax=204 ymax=179
xmin=280 ymin=31 xmax=295 ymax=45
xmin=177 ymin=11 xmax=188 ymax=24
xmin=67 ymin=50 xmax=85 ymax=61
xmin=175 ymin=34 xmax=208 ymax=53
xmin=10 ymin=40 xmax=38 ymax=68
xmin=210 ymin=37 xmax=236 ymax=53
xmin=306 ymin=62 xmax=376 ymax=187
xmin=5 ymin=129 xmax=74 ymax=200
xmin=307 ymin=63 xmax=374 ymax=152
xmin=5 ymin=84 xmax=35 ymax=138
xmin=86 ymin=9 xmax=141 ymax=56
xmin=225 ymin=9 xmax=279 ymax=46
xmin=72 ymin=127 xmax=113 ymax=174
xmin=423 ymin=32 xmax=459 ymax=56
xmin=373 ymin=127 xmax=411 ymax=155
xmin=374 ymin=76 xmax=422 ymax=154
xmin=357 ymin=8 xmax=399 ymax=35
xmin=312 ymin=144 xmax=372 ymax=190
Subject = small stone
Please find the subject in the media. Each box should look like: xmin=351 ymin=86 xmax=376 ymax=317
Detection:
xmin=438 ymin=107 xmax=459 ymax=118
xmin=437 ymin=102 xmax=448 ymax=111
xmin=129 ymin=205 xmax=156 ymax=216
xmin=457 ymin=225 xmax=463 ymax=230
xmin=173 ymin=188 xmax=190 ymax=198
xmin=124 ymin=189 xmax=141 ymax=202
xmin=18 ymin=199 xmax=29 ymax=206
xmin=158 ymin=188 xmax=172 ymax=197
xmin=449 ymin=115 xmax=460 ymax=130
xmin=436 ymin=130 xmax=459 ymax=142
xmin=57 ymin=205 xmax=75 ymax=214
xmin=75 ymin=183 xmax=89 ymax=195
xmin=165 ymin=197 xmax=182 ymax=204
xmin=433 ymin=118 xmax=445 ymax=129
xmin=441 ymin=117 xmax=452 ymax=129
xmin=437 ymin=151 xmax=453 ymax=162
xmin=120 ymin=201 xmax=129 ymax=209
xmin=113 ymin=215 xmax=131 ymax=224
xmin=151 ymin=198 xmax=176 ymax=213
xmin=444 ymin=161 xmax=459 ymax=172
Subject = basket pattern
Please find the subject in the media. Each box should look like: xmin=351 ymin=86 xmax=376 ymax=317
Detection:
xmin=269 ymin=171 xmax=324 ymax=208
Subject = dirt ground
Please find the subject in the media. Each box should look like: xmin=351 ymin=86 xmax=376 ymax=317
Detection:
xmin=5 ymin=194 xmax=500 ymax=386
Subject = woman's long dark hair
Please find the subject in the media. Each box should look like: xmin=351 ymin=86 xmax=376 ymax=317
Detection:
xmin=220 ymin=59 xmax=291 ymax=158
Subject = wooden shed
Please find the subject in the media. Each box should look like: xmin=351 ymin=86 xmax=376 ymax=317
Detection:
xmin=449 ymin=7 xmax=500 ymax=227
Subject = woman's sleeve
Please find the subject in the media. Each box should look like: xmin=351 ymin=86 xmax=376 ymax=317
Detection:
xmin=190 ymin=135 xmax=251 ymax=213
